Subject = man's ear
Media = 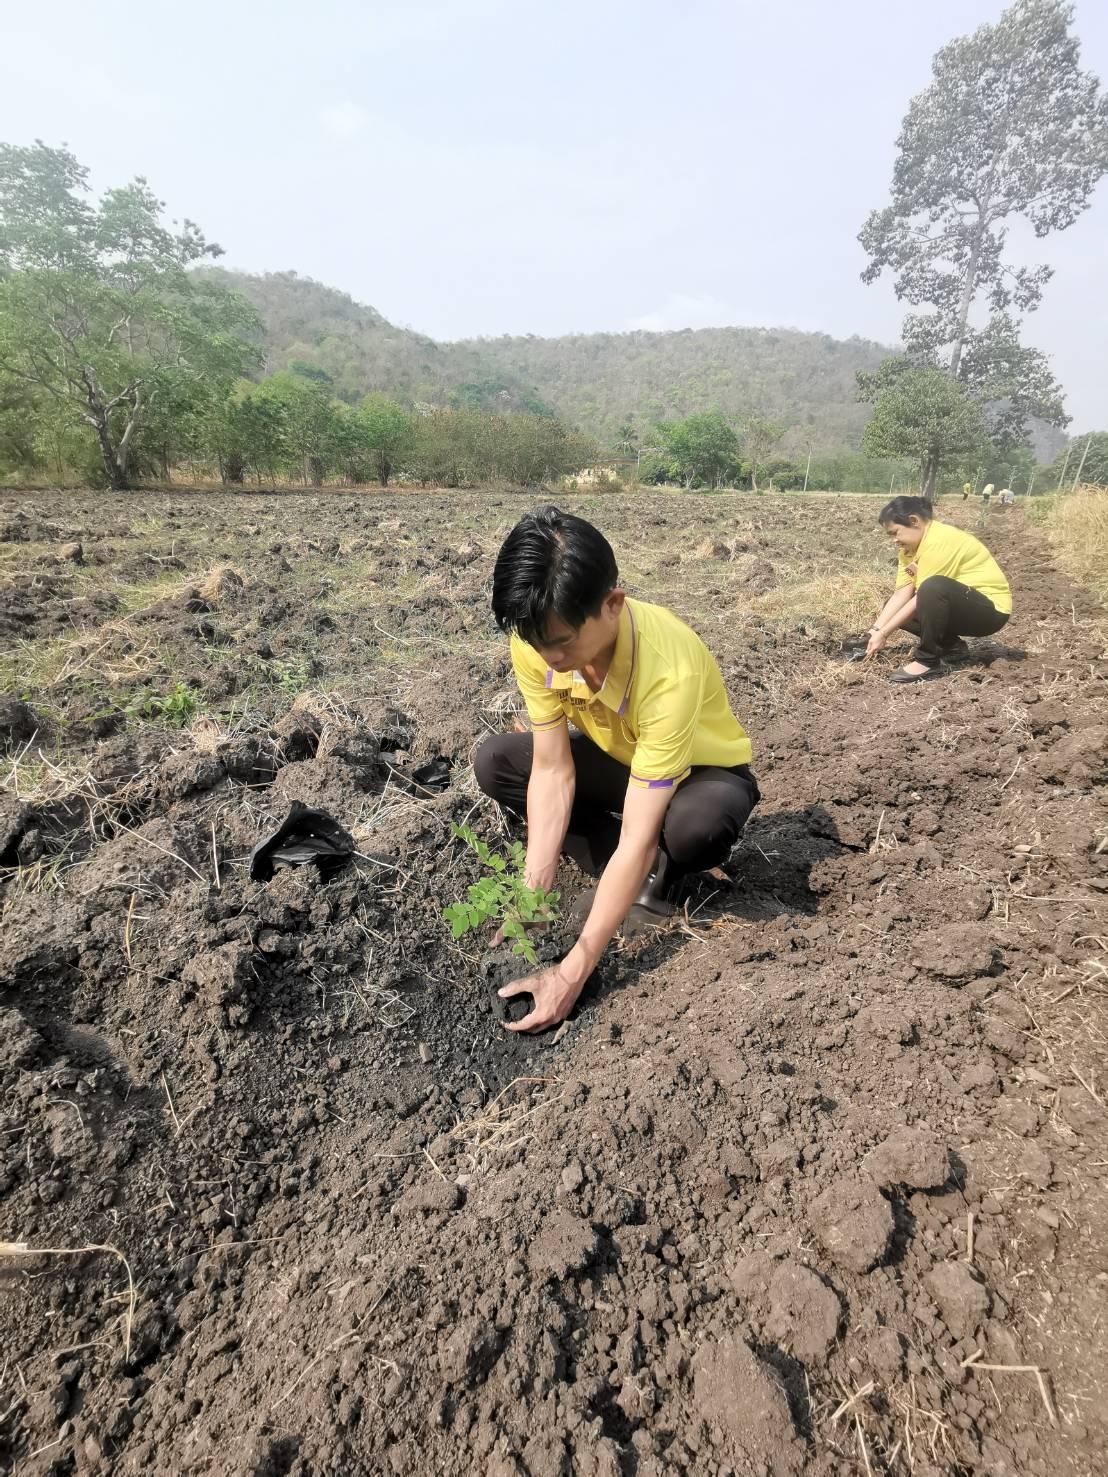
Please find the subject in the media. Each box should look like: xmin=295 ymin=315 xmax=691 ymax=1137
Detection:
xmin=604 ymin=588 xmax=626 ymax=620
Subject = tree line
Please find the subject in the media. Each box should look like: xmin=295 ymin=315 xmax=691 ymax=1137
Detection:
xmin=622 ymin=410 xmax=904 ymax=493
xmin=0 ymin=144 xmax=594 ymax=491
xmin=172 ymin=371 xmax=594 ymax=490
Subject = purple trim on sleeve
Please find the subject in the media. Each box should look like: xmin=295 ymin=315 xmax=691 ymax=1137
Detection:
xmin=544 ymin=669 xmax=553 ymax=689
xmin=630 ymin=765 xmax=692 ymax=790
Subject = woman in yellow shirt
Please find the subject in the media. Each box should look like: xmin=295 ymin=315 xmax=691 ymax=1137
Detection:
xmin=865 ymin=495 xmax=1011 ymax=684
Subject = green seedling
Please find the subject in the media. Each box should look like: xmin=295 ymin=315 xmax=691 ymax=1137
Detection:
xmin=131 ymin=682 xmax=201 ymax=727
xmin=443 ymin=824 xmax=559 ymax=966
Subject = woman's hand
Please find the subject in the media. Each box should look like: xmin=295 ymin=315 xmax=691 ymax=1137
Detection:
xmin=865 ymin=629 xmax=887 ymax=658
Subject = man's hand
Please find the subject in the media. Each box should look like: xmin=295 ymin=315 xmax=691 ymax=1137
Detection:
xmin=498 ymin=960 xmax=586 ymax=1034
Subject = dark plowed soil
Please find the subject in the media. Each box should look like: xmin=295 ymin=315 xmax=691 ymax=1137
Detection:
xmin=1 ymin=492 xmax=1106 ymax=1477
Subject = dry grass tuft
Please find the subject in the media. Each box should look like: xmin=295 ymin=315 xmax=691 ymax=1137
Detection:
xmin=695 ymin=536 xmax=732 ymax=560
xmin=1034 ymin=486 xmax=1108 ymax=607
xmin=751 ymin=569 xmax=890 ymax=635
xmin=286 ymin=689 xmax=364 ymax=759
xmin=449 ymin=1076 xmax=564 ymax=1169
xmin=197 ymin=564 xmax=246 ymax=604
xmin=1 ymin=738 xmax=94 ymax=805
xmin=189 ymin=715 xmax=226 ymax=754
xmin=1 ymin=852 xmax=73 ymax=902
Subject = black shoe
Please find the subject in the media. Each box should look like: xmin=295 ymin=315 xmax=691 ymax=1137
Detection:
xmin=889 ymin=664 xmax=946 ymax=685
xmin=633 ymin=847 xmax=677 ymax=917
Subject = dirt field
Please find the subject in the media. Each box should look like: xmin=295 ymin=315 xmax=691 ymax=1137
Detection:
xmin=1 ymin=489 xmax=1106 ymax=1477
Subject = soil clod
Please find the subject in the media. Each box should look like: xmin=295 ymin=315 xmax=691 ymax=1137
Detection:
xmin=863 ymin=1125 xmax=950 ymax=1189
xmin=811 ymin=1175 xmax=895 ymax=1273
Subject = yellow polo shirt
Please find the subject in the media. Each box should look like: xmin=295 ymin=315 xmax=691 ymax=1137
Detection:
xmin=510 ymin=597 xmax=751 ymax=790
xmin=896 ymin=520 xmax=1012 ymax=615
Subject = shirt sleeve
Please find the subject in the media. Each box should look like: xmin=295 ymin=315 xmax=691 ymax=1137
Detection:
xmin=629 ymin=670 xmax=702 ymax=790
xmin=509 ymin=634 xmax=566 ymax=731
xmin=894 ymin=549 xmax=914 ymax=591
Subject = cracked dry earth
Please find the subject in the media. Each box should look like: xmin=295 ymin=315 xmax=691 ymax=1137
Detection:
xmin=0 ymin=493 xmax=1106 ymax=1477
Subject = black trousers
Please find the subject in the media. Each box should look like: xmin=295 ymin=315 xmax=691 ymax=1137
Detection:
xmin=474 ymin=730 xmax=760 ymax=879
xmin=903 ymin=575 xmax=1009 ymax=666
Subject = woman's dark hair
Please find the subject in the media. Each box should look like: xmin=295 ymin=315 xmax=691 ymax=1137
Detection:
xmin=879 ymin=494 xmax=934 ymax=526
xmin=492 ymin=505 xmax=618 ymax=644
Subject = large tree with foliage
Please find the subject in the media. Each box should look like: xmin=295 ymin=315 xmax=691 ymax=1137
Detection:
xmin=860 ymin=363 xmax=988 ymax=494
xmin=860 ymin=0 xmax=1107 ymax=443
xmin=656 ymin=411 xmax=739 ymax=489
xmin=954 ymin=312 xmax=1068 ymax=450
xmin=741 ymin=415 xmax=785 ymax=492
xmin=0 ymin=142 xmax=260 ymax=489
xmin=207 ymin=379 xmax=289 ymax=484
xmin=354 ymin=393 xmax=414 ymax=486
xmin=248 ymin=368 xmax=339 ymax=484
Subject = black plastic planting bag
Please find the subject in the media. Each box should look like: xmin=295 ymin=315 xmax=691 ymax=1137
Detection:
xmin=248 ymin=802 xmax=355 ymax=882
xmin=379 ymin=752 xmax=454 ymax=795
xmin=411 ymin=756 xmax=453 ymax=793
xmin=836 ymin=633 xmax=870 ymax=664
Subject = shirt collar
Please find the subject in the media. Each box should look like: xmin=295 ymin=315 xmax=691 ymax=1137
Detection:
xmin=545 ymin=601 xmax=638 ymax=714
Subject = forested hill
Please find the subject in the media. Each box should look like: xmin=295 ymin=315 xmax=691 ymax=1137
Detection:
xmin=203 ymin=267 xmax=896 ymax=450
xmin=457 ymin=327 xmax=893 ymax=448
xmin=199 ymin=267 xmax=479 ymax=405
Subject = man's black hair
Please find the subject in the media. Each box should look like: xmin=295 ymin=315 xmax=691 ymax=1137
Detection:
xmin=879 ymin=494 xmax=934 ymax=525
xmin=491 ymin=505 xmax=618 ymax=645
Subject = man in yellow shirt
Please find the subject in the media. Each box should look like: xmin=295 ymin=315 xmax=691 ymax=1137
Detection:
xmin=475 ymin=506 xmax=758 ymax=1032
xmin=865 ymin=495 xmax=1011 ymax=683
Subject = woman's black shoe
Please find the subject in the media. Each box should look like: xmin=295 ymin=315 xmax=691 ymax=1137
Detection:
xmin=633 ymin=847 xmax=677 ymax=917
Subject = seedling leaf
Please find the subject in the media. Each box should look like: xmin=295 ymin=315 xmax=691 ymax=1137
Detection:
xmin=443 ymin=825 xmax=561 ymax=964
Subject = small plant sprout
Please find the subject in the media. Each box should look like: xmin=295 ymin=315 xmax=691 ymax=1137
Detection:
xmin=443 ymin=824 xmax=559 ymax=966
xmin=134 ymin=682 xmax=201 ymax=727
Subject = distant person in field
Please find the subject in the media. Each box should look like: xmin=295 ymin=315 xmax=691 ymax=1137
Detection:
xmin=999 ymin=487 xmax=1015 ymax=506
xmin=475 ymin=506 xmax=759 ymax=1033
xmin=864 ymin=495 xmax=1011 ymax=684
xmin=962 ymin=482 xmax=972 ymax=501
xmin=981 ymin=482 xmax=994 ymax=506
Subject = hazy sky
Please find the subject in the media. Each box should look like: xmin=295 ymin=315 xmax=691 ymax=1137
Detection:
xmin=2 ymin=0 xmax=1105 ymax=429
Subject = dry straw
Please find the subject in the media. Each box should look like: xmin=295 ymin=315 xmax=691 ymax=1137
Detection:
xmin=961 ymin=1349 xmax=1057 ymax=1428
xmin=0 ymin=1241 xmax=136 ymax=1361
